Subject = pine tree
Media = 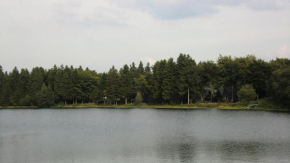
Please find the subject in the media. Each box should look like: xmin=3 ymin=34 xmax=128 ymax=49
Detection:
xmin=36 ymin=83 xmax=54 ymax=108
xmin=9 ymin=67 xmax=21 ymax=105
xmin=0 ymin=72 xmax=11 ymax=106
xmin=18 ymin=69 xmax=30 ymax=105
xmin=135 ymin=92 xmax=143 ymax=106
xmin=28 ymin=67 xmax=46 ymax=105
xmin=53 ymin=69 xmax=63 ymax=104
xmin=152 ymin=60 xmax=166 ymax=103
xmin=0 ymin=65 xmax=4 ymax=91
xmin=47 ymin=65 xmax=58 ymax=91
xmin=198 ymin=61 xmax=218 ymax=102
xmin=130 ymin=62 xmax=139 ymax=78
xmin=162 ymin=58 xmax=177 ymax=103
xmin=248 ymin=59 xmax=271 ymax=99
xmin=0 ymin=66 xmax=4 ymax=105
xmin=145 ymin=62 xmax=151 ymax=73
xmin=134 ymin=75 xmax=149 ymax=99
xmin=138 ymin=61 xmax=145 ymax=75
xmin=176 ymin=54 xmax=199 ymax=104
xmin=60 ymin=72 xmax=72 ymax=105
xmin=120 ymin=64 xmax=134 ymax=104
xmin=106 ymin=66 xmax=121 ymax=105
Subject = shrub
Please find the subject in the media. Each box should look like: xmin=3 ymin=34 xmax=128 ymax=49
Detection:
xmin=135 ymin=93 xmax=143 ymax=106
xmin=238 ymin=85 xmax=256 ymax=105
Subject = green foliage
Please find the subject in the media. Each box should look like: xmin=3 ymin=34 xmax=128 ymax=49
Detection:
xmin=152 ymin=60 xmax=166 ymax=102
xmin=0 ymin=72 xmax=11 ymax=106
xmin=248 ymin=59 xmax=271 ymax=98
xmin=257 ymin=99 xmax=289 ymax=110
xmin=138 ymin=61 xmax=145 ymax=75
xmin=28 ymin=67 xmax=46 ymax=105
xmin=36 ymin=83 xmax=54 ymax=108
xmin=237 ymin=85 xmax=256 ymax=105
xmin=267 ymin=66 xmax=290 ymax=106
xmin=162 ymin=58 xmax=177 ymax=101
xmin=145 ymin=62 xmax=151 ymax=73
xmin=19 ymin=95 xmax=32 ymax=106
xmin=134 ymin=75 xmax=149 ymax=97
xmin=106 ymin=66 xmax=121 ymax=104
xmin=18 ymin=69 xmax=30 ymax=101
xmin=135 ymin=92 xmax=143 ymax=106
xmin=176 ymin=54 xmax=199 ymax=104
xmin=119 ymin=64 xmax=134 ymax=104
xmin=0 ymin=55 xmax=289 ymax=110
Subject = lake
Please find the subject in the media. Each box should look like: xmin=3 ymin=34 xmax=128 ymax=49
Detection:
xmin=0 ymin=108 xmax=290 ymax=163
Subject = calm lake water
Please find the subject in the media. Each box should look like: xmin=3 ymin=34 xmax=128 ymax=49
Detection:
xmin=0 ymin=108 xmax=290 ymax=163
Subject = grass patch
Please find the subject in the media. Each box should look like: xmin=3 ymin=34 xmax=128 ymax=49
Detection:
xmin=1 ymin=102 xmax=289 ymax=112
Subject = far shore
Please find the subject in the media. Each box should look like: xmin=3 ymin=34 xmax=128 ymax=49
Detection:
xmin=0 ymin=103 xmax=289 ymax=112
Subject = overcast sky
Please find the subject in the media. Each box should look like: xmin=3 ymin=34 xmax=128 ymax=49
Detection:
xmin=1 ymin=0 xmax=290 ymax=72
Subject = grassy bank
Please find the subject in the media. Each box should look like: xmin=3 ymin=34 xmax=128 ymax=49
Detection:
xmin=54 ymin=103 xmax=247 ymax=110
xmin=1 ymin=102 xmax=289 ymax=112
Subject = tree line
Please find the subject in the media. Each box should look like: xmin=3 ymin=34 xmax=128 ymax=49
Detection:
xmin=0 ymin=54 xmax=289 ymax=108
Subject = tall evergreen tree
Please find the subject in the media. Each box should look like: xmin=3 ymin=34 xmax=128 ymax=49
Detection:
xmin=145 ymin=62 xmax=151 ymax=73
xmin=0 ymin=72 xmax=11 ymax=106
xmin=267 ymin=59 xmax=290 ymax=106
xmin=120 ymin=64 xmax=134 ymax=104
xmin=217 ymin=55 xmax=237 ymax=86
xmin=18 ymin=69 xmax=30 ymax=105
xmin=0 ymin=66 xmax=4 ymax=104
xmin=10 ymin=67 xmax=22 ymax=105
xmin=28 ymin=67 xmax=46 ymax=105
xmin=248 ymin=59 xmax=271 ymax=99
xmin=198 ymin=61 xmax=218 ymax=102
xmin=36 ymin=83 xmax=54 ymax=108
xmin=106 ymin=66 xmax=121 ymax=105
xmin=138 ymin=61 xmax=145 ymax=75
xmin=0 ymin=65 xmax=4 ymax=91
xmin=134 ymin=75 xmax=149 ymax=99
xmin=162 ymin=58 xmax=177 ymax=103
xmin=59 ymin=72 xmax=72 ymax=105
xmin=176 ymin=54 xmax=199 ymax=104
xmin=144 ymin=64 xmax=154 ymax=103
xmin=47 ymin=65 xmax=58 ymax=90
xmin=152 ymin=60 xmax=166 ymax=103
xmin=130 ymin=62 xmax=139 ymax=78
xmin=97 ymin=73 xmax=107 ymax=104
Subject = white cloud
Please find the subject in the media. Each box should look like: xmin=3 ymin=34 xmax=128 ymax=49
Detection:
xmin=274 ymin=45 xmax=290 ymax=58
xmin=52 ymin=0 xmax=154 ymax=27
xmin=142 ymin=57 xmax=156 ymax=65
xmin=0 ymin=0 xmax=289 ymax=72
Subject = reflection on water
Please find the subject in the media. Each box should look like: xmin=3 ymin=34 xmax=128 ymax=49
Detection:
xmin=157 ymin=137 xmax=197 ymax=163
xmin=0 ymin=109 xmax=290 ymax=163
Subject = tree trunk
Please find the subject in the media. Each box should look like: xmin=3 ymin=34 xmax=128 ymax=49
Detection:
xmin=65 ymin=100 xmax=67 ymax=106
xmin=125 ymin=97 xmax=127 ymax=105
xmin=232 ymin=85 xmax=233 ymax=103
xmin=188 ymin=87 xmax=190 ymax=105
xmin=75 ymin=99 xmax=77 ymax=105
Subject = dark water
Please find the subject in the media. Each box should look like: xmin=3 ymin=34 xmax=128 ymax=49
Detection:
xmin=0 ymin=108 xmax=290 ymax=163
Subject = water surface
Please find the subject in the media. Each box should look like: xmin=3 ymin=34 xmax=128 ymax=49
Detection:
xmin=0 ymin=108 xmax=290 ymax=163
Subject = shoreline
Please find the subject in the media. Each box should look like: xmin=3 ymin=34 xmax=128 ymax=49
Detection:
xmin=0 ymin=104 xmax=289 ymax=112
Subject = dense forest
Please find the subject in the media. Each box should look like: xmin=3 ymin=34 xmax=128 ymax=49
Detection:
xmin=0 ymin=54 xmax=289 ymax=108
